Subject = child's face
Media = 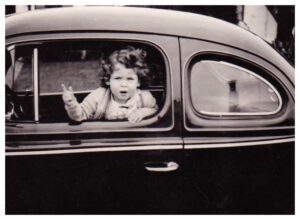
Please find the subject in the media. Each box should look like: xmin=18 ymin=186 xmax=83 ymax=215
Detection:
xmin=108 ymin=63 xmax=140 ymax=103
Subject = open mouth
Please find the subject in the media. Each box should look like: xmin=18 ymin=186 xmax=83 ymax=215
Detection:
xmin=120 ymin=91 xmax=128 ymax=94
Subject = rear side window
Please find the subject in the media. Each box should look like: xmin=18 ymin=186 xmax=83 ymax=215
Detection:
xmin=190 ymin=60 xmax=282 ymax=116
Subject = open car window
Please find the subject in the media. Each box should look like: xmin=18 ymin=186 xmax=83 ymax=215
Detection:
xmin=6 ymin=40 xmax=170 ymax=129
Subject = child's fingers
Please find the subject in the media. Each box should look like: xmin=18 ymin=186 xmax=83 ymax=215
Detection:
xmin=61 ymin=84 xmax=67 ymax=92
xmin=129 ymin=117 xmax=136 ymax=124
xmin=61 ymin=84 xmax=74 ymax=93
xmin=131 ymin=118 xmax=138 ymax=124
xmin=128 ymin=114 xmax=135 ymax=124
xmin=134 ymin=117 xmax=142 ymax=123
xmin=128 ymin=114 xmax=142 ymax=124
xmin=136 ymin=116 xmax=143 ymax=123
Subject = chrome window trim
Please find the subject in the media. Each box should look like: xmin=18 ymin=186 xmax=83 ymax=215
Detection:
xmin=185 ymin=137 xmax=294 ymax=150
xmin=33 ymin=48 xmax=39 ymax=122
xmin=183 ymin=126 xmax=294 ymax=132
xmin=7 ymin=45 xmax=15 ymax=51
xmin=6 ymin=144 xmax=183 ymax=156
xmin=5 ymin=137 xmax=294 ymax=156
xmin=6 ymin=137 xmax=183 ymax=150
xmin=193 ymin=60 xmax=283 ymax=116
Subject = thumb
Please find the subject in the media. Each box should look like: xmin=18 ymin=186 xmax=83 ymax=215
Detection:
xmin=68 ymin=86 xmax=73 ymax=92
xmin=61 ymin=84 xmax=67 ymax=92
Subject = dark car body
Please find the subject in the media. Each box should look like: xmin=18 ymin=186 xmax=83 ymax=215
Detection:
xmin=5 ymin=6 xmax=294 ymax=214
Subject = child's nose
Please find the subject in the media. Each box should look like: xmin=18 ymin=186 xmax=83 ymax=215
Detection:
xmin=120 ymin=80 xmax=127 ymax=86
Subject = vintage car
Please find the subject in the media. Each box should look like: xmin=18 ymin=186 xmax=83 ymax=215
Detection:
xmin=5 ymin=6 xmax=294 ymax=214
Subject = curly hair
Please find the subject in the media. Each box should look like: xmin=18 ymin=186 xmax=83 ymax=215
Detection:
xmin=98 ymin=46 xmax=151 ymax=89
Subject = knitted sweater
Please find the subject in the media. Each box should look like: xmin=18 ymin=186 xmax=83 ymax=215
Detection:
xmin=64 ymin=87 xmax=157 ymax=122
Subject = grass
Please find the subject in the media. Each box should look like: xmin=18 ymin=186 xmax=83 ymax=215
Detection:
xmin=14 ymin=60 xmax=101 ymax=93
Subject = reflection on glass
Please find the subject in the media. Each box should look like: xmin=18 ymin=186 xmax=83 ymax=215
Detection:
xmin=190 ymin=60 xmax=281 ymax=115
xmin=5 ymin=46 xmax=34 ymax=121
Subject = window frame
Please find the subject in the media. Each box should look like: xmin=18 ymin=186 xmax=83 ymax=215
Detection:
xmin=183 ymin=51 xmax=293 ymax=129
xmin=5 ymin=34 xmax=175 ymax=134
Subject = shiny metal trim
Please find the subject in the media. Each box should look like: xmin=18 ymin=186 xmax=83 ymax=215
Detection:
xmin=6 ymin=137 xmax=294 ymax=157
xmin=6 ymin=138 xmax=183 ymax=150
xmin=6 ymin=144 xmax=183 ymax=156
xmin=33 ymin=48 xmax=39 ymax=122
xmin=145 ymin=162 xmax=179 ymax=172
xmin=185 ymin=137 xmax=294 ymax=149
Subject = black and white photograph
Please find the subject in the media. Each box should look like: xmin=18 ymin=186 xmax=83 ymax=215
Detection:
xmin=4 ymin=2 xmax=295 ymax=215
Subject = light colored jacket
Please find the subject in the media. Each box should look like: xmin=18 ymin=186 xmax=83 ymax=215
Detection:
xmin=65 ymin=87 xmax=157 ymax=122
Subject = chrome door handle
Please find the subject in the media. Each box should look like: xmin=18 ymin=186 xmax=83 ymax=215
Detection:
xmin=144 ymin=161 xmax=179 ymax=172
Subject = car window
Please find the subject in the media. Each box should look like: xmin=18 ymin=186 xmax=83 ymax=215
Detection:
xmin=35 ymin=40 xmax=166 ymax=124
xmin=5 ymin=46 xmax=34 ymax=121
xmin=6 ymin=47 xmax=33 ymax=92
xmin=190 ymin=60 xmax=282 ymax=116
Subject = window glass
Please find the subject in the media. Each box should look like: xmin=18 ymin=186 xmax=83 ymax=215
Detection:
xmin=5 ymin=46 xmax=34 ymax=121
xmin=39 ymin=42 xmax=101 ymax=93
xmin=190 ymin=60 xmax=281 ymax=116
xmin=38 ymin=41 xmax=166 ymax=123
xmin=6 ymin=47 xmax=33 ymax=92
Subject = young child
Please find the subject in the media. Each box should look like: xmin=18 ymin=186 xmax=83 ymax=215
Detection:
xmin=62 ymin=46 xmax=158 ymax=124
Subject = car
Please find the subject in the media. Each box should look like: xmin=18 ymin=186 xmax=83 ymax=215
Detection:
xmin=5 ymin=6 xmax=294 ymax=214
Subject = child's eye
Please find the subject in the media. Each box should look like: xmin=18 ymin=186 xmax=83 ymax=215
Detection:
xmin=127 ymin=77 xmax=134 ymax=81
xmin=114 ymin=77 xmax=122 ymax=80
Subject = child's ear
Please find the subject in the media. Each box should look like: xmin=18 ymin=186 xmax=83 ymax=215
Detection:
xmin=106 ymin=81 xmax=110 ymax=86
xmin=137 ymin=81 xmax=140 ymax=87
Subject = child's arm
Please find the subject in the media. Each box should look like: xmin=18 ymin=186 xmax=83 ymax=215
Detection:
xmin=128 ymin=107 xmax=157 ymax=124
xmin=62 ymin=84 xmax=86 ymax=121
xmin=62 ymin=84 xmax=104 ymax=121
xmin=128 ymin=90 xmax=158 ymax=124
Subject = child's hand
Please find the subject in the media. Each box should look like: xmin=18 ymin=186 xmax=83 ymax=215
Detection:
xmin=61 ymin=84 xmax=76 ymax=106
xmin=128 ymin=109 xmax=146 ymax=124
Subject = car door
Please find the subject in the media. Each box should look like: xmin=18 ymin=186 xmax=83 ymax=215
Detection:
xmin=180 ymin=38 xmax=294 ymax=214
xmin=5 ymin=33 xmax=184 ymax=214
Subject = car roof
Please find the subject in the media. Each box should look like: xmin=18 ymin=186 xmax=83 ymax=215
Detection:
xmin=5 ymin=6 xmax=294 ymax=80
xmin=5 ymin=6 xmax=266 ymax=41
